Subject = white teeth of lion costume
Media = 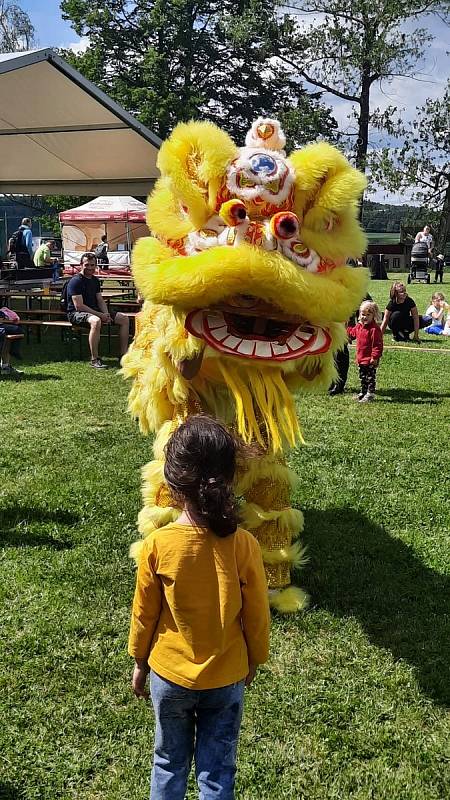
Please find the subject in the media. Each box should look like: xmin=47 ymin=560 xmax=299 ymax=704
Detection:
xmin=122 ymin=117 xmax=368 ymax=613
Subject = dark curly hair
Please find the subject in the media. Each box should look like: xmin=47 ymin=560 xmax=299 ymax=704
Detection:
xmin=164 ymin=415 xmax=238 ymax=537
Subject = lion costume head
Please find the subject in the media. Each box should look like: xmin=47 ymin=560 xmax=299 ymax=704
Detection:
xmin=123 ymin=118 xmax=367 ymax=452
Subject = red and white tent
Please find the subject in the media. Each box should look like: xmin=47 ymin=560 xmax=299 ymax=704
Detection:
xmin=60 ymin=196 xmax=149 ymax=270
xmin=60 ymin=195 xmax=147 ymax=223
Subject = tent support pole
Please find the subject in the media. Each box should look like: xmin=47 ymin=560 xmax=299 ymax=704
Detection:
xmin=126 ymin=219 xmax=131 ymax=266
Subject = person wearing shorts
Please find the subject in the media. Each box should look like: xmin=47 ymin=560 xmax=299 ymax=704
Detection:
xmin=66 ymin=252 xmax=130 ymax=369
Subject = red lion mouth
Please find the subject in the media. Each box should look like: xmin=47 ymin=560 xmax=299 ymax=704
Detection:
xmin=185 ymin=297 xmax=331 ymax=362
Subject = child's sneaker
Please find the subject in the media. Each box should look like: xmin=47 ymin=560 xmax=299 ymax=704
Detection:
xmin=359 ymin=392 xmax=375 ymax=403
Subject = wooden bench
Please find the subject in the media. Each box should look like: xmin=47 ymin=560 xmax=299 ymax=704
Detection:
xmin=12 ymin=319 xmax=82 ymax=356
xmin=9 ymin=311 xmax=138 ymax=359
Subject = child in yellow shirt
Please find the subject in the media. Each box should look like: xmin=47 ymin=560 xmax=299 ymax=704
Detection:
xmin=128 ymin=415 xmax=270 ymax=800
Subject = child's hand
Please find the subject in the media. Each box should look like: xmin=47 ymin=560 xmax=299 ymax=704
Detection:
xmin=245 ymin=663 xmax=258 ymax=687
xmin=370 ymin=359 xmax=379 ymax=367
xmin=132 ymin=661 xmax=150 ymax=700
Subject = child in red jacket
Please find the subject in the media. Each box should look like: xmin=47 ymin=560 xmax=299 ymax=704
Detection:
xmin=347 ymin=300 xmax=383 ymax=403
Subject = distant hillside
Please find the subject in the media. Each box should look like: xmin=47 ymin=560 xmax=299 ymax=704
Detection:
xmin=361 ymin=201 xmax=436 ymax=233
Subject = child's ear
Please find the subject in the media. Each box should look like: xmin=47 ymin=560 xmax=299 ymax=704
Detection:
xmin=156 ymin=121 xmax=238 ymax=230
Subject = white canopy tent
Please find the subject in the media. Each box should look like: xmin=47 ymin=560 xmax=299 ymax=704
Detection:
xmin=0 ymin=49 xmax=161 ymax=195
xmin=60 ymin=195 xmax=149 ymax=267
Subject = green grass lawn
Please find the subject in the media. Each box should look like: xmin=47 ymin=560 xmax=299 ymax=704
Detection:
xmin=1 ymin=274 xmax=449 ymax=800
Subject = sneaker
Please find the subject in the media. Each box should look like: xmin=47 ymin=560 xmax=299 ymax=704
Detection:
xmin=1 ymin=364 xmax=23 ymax=379
xmin=90 ymin=358 xmax=108 ymax=369
xmin=357 ymin=392 xmax=365 ymax=400
xmin=359 ymin=392 xmax=375 ymax=403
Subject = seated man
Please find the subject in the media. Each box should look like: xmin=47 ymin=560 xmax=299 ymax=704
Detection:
xmin=66 ymin=252 xmax=130 ymax=369
xmin=33 ymin=239 xmax=61 ymax=282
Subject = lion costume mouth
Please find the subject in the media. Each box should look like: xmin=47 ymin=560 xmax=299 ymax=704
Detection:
xmin=185 ymin=296 xmax=331 ymax=362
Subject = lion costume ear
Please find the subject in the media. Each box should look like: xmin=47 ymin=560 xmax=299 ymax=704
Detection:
xmin=289 ymin=142 xmax=367 ymax=217
xmin=155 ymin=121 xmax=238 ymax=231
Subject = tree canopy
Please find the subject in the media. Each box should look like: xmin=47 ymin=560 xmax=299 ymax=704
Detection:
xmin=60 ymin=0 xmax=335 ymax=146
xmin=278 ymin=1 xmax=449 ymax=175
xmin=370 ymin=82 xmax=450 ymax=253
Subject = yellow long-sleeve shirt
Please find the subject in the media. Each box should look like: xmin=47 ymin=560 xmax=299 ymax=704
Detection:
xmin=128 ymin=523 xmax=270 ymax=689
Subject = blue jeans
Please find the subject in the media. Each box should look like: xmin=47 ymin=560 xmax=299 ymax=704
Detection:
xmin=149 ymin=671 xmax=245 ymax=800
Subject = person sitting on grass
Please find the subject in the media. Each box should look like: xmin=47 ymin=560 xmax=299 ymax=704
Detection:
xmin=380 ymin=281 xmax=427 ymax=343
xmin=66 ymin=252 xmax=130 ymax=369
xmin=424 ymin=292 xmax=448 ymax=336
xmin=347 ymin=300 xmax=383 ymax=403
xmin=129 ymin=414 xmax=270 ymax=800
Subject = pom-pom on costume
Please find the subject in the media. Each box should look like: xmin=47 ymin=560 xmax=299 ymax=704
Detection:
xmin=122 ymin=118 xmax=368 ymax=612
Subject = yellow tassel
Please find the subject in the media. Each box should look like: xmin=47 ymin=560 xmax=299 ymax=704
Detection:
xmin=260 ymin=540 xmax=308 ymax=567
xmin=269 ymin=585 xmax=309 ymax=613
xmin=217 ymin=361 xmax=301 ymax=451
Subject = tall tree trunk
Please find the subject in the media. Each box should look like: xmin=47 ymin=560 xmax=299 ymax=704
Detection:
xmin=355 ymin=68 xmax=371 ymax=221
xmin=436 ymin=182 xmax=450 ymax=257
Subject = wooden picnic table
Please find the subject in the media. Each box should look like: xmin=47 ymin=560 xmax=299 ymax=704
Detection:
xmin=0 ymin=288 xmax=61 ymax=311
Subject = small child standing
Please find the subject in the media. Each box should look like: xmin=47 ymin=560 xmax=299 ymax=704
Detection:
xmin=347 ymin=300 xmax=383 ymax=403
xmin=128 ymin=415 xmax=270 ymax=800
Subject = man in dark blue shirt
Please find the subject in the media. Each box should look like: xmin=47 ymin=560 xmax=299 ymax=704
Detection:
xmin=66 ymin=252 xmax=130 ymax=369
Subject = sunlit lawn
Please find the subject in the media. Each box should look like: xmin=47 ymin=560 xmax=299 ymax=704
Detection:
xmin=1 ymin=274 xmax=449 ymax=799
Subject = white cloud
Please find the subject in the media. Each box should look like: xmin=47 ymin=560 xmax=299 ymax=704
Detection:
xmin=60 ymin=36 xmax=90 ymax=54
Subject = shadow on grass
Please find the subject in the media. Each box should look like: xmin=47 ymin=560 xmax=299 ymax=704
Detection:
xmin=0 ymin=783 xmax=24 ymax=799
xmin=0 ymin=506 xmax=79 ymax=549
xmin=376 ymin=387 xmax=449 ymax=404
xmin=301 ymin=507 xmax=450 ymax=707
xmin=3 ymin=373 xmax=63 ymax=382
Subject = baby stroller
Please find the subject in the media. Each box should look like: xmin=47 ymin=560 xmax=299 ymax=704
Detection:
xmin=408 ymin=241 xmax=431 ymax=284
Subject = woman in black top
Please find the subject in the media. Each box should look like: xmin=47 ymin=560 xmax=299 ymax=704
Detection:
xmin=380 ymin=281 xmax=427 ymax=343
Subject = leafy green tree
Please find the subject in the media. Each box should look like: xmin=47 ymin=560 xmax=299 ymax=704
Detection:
xmin=278 ymin=1 xmax=449 ymax=175
xmin=0 ymin=0 xmax=34 ymax=51
xmin=370 ymin=82 xmax=450 ymax=255
xmin=60 ymin=0 xmax=335 ymax=145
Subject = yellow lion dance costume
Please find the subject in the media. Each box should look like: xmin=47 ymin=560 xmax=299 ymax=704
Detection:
xmin=122 ymin=118 xmax=368 ymax=612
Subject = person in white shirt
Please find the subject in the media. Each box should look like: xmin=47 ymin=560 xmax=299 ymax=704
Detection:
xmin=415 ymin=225 xmax=434 ymax=254
xmin=424 ymin=292 xmax=447 ymax=335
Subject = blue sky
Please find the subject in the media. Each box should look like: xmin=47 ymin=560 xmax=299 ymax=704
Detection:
xmin=22 ymin=0 xmax=78 ymax=49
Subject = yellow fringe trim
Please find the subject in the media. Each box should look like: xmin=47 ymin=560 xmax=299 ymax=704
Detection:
xmin=138 ymin=505 xmax=178 ymax=535
xmin=153 ymin=419 xmax=181 ymax=460
xmin=260 ymin=540 xmax=308 ymax=568
xmin=141 ymin=460 xmax=165 ymax=505
xmin=237 ymin=459 xmax=299 ymax=494
xmin=241 ymin=503 xmax=304 ymax=535
xmin=129 ymin=539 xmax=145 ymax=563
xmin=217 ymin=361 xmax=303 ymax=452
xmin=269 ymin=585 xmax=309 ymax=613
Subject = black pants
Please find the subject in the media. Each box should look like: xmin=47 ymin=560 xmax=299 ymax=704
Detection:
xmin=16 ymin=252 xmax=33 ymax=269
xmin=435 ymin=263 xmax=444 ymax=283
xmin=388 ymin=312 xmax=427 ymax=340
xmin=329 ymin=344 xmax=350 ymax=393
xmin=359 ymin=364 xmax=377 ymax=395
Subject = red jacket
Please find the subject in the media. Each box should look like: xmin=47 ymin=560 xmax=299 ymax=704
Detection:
xmin=346 ymin=321 xmax=383 ymax=365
